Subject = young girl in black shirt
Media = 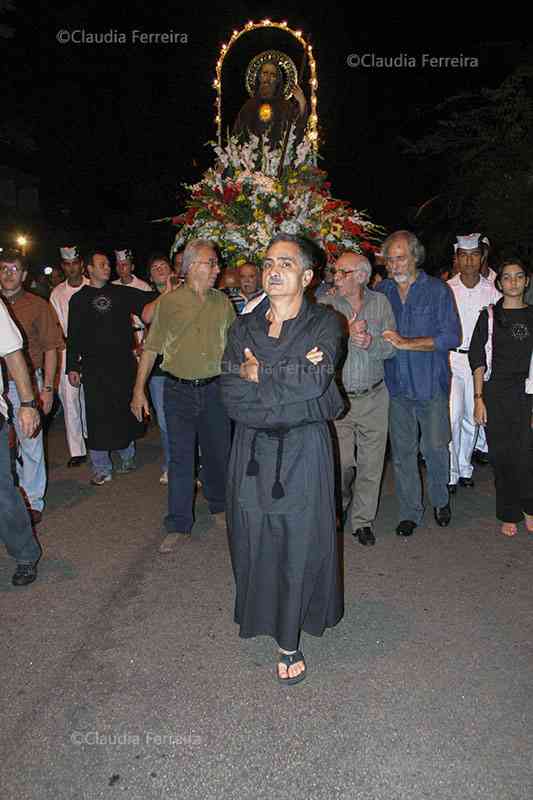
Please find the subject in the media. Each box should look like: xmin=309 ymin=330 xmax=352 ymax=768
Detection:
xmin=469 ymin=260 xmax=533 ymax=537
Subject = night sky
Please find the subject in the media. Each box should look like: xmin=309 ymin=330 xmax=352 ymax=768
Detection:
xmin=1 ymin=3 xmax=524 ymax=274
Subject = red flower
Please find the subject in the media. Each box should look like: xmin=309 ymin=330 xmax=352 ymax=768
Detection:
xmin=343 ymin=220 xmax=364 ymax=237
xmin=223 ymin=184 xmax=239 ymax=204
xmin=360 ymin=241 xmax=379 ymax=253
xmin=185 ymin=207 xmax=198 ymax=225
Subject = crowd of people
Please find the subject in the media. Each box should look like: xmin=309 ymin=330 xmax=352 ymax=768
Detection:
xmin=1 ymin=229 xmax=532 ymax=685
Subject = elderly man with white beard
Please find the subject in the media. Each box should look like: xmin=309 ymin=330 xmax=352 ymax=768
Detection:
xmin=376 ymin=231 xmax=461 ymax=536
xmin=319 ymin=252 xmax=396 ymax=546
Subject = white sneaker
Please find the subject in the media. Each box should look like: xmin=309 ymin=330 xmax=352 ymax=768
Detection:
xmin=91 ymin=473 xmax=112 ymax=486
xmin=159 ymin=471 xmax=168 ymax=485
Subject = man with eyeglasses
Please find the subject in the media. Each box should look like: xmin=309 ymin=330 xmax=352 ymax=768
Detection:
xmin=131 ymin=239 xmax=235 ymax=552
xmin=0 ymin=250 xmax=63 ymax=525
xmin=376 ymin=231 xmax=461 ymax=536
xmin=319 ymin=252 xmax=396 ymax=545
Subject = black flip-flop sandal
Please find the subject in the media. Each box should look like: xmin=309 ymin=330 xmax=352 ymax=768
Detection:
xmin=277 ymin=650 xmax=306 ymax=685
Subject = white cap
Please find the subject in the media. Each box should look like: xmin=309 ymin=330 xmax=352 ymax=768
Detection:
xmin=60 ymin=246 xmax=80 ymax=261
xmin=455 ymin=233 xmax=489 ymax=251
xmin=115 ymin=249 xmax=132 ymax=262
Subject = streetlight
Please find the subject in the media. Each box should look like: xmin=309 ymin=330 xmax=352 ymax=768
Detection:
xmin=16 ymin=235 xmax=28 ymax=256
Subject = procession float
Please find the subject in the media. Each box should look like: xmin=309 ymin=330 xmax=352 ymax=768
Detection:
xmin=165 ymin=20 xmax=383 ymax=267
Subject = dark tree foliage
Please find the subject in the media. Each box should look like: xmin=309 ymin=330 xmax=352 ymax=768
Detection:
xmin=403 ymin=66 xmax=533 ymax=265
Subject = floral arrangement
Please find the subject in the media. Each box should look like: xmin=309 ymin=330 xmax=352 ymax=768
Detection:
xmin=170 ymin=132 xmax=383 ymax=268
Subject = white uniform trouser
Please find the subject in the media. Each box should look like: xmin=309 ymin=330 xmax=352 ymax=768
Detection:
xmin=449 ymin=352 xmax=477 ymax=483
xmin=58 ymin=351 xmax=87 ymax=458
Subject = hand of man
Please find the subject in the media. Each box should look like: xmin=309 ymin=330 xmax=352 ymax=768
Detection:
xmin=39 ymin=388 xmax=54 ymax=415
xmin=130 ymin=390 xmax=150 ymax=422
xmin=17 ymin=407 xmax=40 ymax=438
xmin=68 ymin=371 xmax=81 ymax=388
xmin=352 ymin=333 xmax=372 ymax=349
xmin=350 ymin=319 xmax=367 ymax=334
xmin=382 ymin=330 xmax=407 ymax=349
xmin=240 ymin=348 xmax=259 ymax=383
xmin=306 ymin=346 xmax=324 ymax=365
xmin=473 ymin=398 xmax=487 ymax=426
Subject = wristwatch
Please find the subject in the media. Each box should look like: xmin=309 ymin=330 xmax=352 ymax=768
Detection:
xmin=20 ymin=400 xmax=38 ymax=408
xmin=43 ymin=386 xmax=53 ymax=392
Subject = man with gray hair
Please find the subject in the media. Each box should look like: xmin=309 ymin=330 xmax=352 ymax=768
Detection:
xmin=376 ymin=231 xmax=461 ymax=536
xmin=319 ymin=251 xmax=396 ymax=545
xmin=220 ymin=233 xmax=345 ymax=685
xmin=132 ymin=239 xmax=235 ymax=552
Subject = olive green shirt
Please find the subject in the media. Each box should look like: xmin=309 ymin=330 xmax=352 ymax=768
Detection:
xmin=144 ymin=286 xmax=236 ymax=379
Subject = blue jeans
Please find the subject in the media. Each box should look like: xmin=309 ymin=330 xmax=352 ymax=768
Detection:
xmin=149 ymin=375 xmax=169 ymax=470
xmin=389 ymin=392 xmax=451 ymax=524
xmin=90 ymin=442 xmax=135 ymax=476
xmin=164 ymin=377 xmax=230 ymax=533
xmin=0 ymin=424 xmax=41 ymax=564
xmin=8 ymin=374 xmax=46 ymax=512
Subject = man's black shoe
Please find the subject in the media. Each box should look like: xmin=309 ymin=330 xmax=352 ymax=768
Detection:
xmin=458 ymin=477 xmax=475 ymax=488
xmin=472 ymin=449 xmax=489 ymax=465
xmin=67 ymin=456 xmax=87 ymax=468
xmin=396 ymin=520 xmax=417 ymax=537
xmin=434 ymin=504 xmax=452 ymax=527
xmin=12 ymin=563 xmax=37 ymax=586
xmin=447 ymin=483 xmax=457 ymax=495
xmin=355 ymin=526 xmax=376 ymax=546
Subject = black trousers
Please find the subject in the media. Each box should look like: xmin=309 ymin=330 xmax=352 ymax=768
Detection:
xmin=485 ymin=379 xmax=533 ymax=522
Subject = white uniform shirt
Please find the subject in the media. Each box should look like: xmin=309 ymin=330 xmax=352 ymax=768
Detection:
xmin=448 ymin=274 xmax=501 ymax=350
xmin=485 ymin=267 xmax=497 ymax=284
xmin=50 ymin=278 xmax=90 ymax=337
xmin=0 ymin=299 xmax=24 ymax=418
xmin=112 ymin=275 xmax=152 ymax=292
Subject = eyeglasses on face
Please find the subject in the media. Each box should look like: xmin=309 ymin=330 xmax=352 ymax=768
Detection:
xmin=0 ymin=264 xmax=23 ymax=274
xmin=332 ymin=269 xmax=358 ymax=278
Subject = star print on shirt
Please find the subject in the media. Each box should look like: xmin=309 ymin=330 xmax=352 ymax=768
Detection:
xmin=93 ymin=295 xmax=112 ymax=314
xmin=511 ymin=322 xmax=529 ymax=341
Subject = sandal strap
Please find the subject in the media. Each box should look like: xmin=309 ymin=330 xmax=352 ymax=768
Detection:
xmin=278 ymin=649 xmax=305 ymax=667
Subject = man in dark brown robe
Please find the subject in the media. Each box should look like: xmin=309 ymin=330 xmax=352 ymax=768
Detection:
xmin=220 ymin=234 xmax=345 ymax=685
xmin=233 ymin=61 xmax=307 ymax=150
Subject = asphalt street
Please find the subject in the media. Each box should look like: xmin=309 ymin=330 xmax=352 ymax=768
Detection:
xmin=1 ymin=418 xmax=532 ymax=800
